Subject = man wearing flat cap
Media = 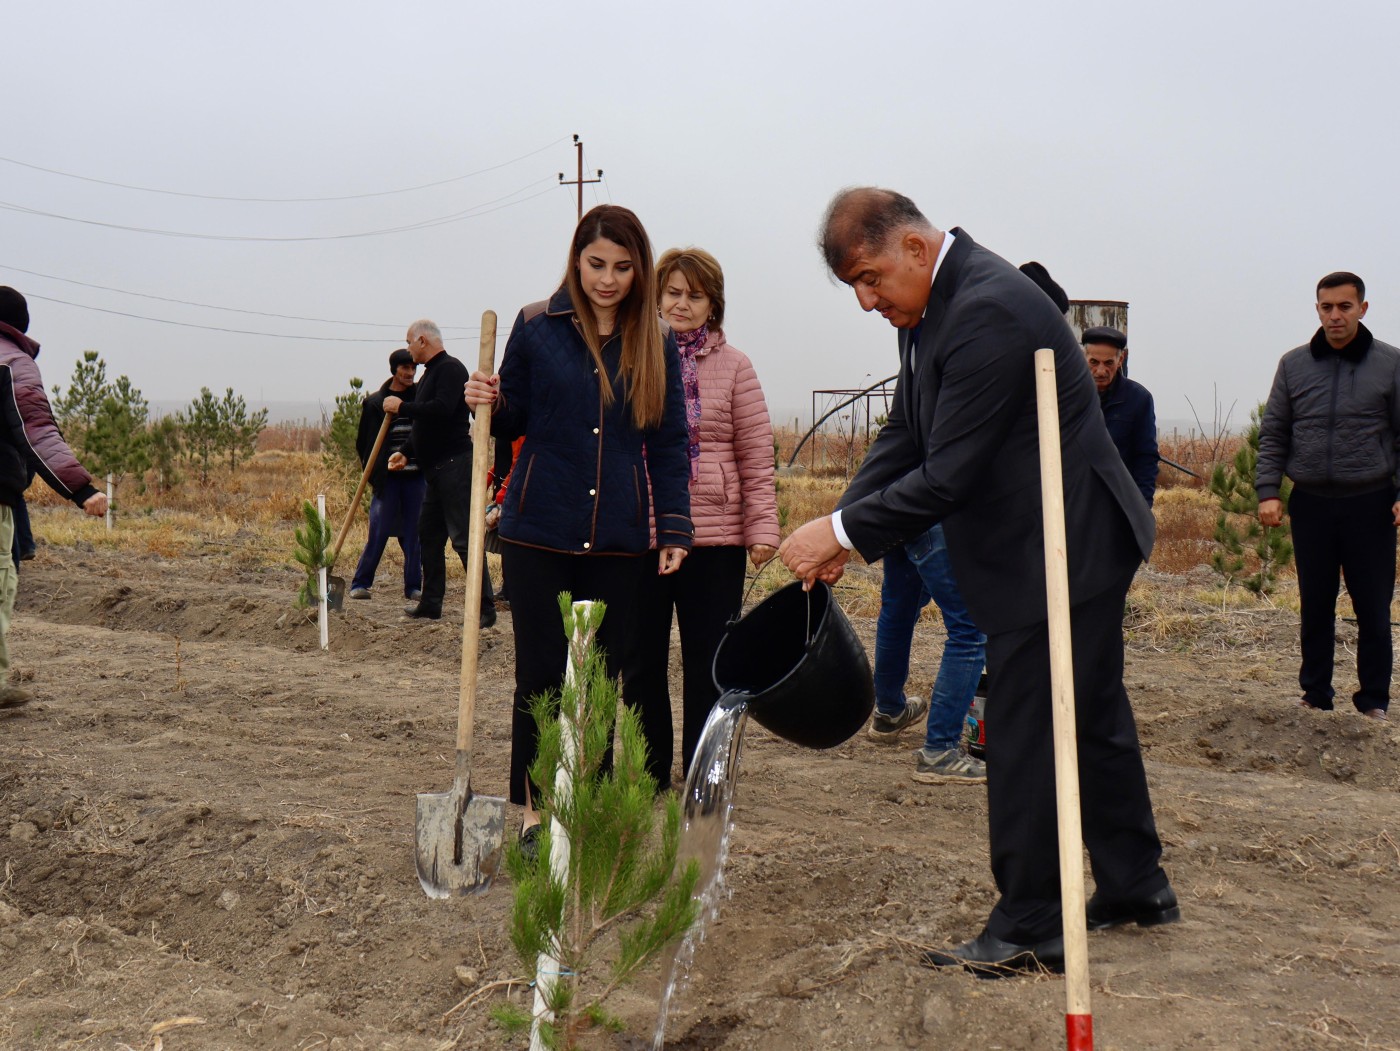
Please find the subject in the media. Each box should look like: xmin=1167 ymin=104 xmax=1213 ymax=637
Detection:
xmin=1083 ymin=326 xmax=1158 ymax=506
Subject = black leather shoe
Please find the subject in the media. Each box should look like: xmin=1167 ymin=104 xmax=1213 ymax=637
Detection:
xmin=519 ymin=823 xmax=543 ymax=863
xmin=1086 ymin=885 xmax=1181 ymax=931
xmin=920 ymin=929 xmax=1064 ymax=978
xmin=480 ymin=607 xmax=497 ymax=630
xmin=402 ymin=603 xmax=442 ymax=620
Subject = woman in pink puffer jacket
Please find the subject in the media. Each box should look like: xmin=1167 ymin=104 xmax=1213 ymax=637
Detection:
xmin=623 ymin=248 xmax=781 ymax=789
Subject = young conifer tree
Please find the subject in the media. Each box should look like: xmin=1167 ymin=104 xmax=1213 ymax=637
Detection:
xmin=499 ymin=597 xmax=699 ymax=1050
xmin=292 ymin=499 xmax=332 ymax=607
xmin=1209 ymin=404 xmax=1293 ymax=594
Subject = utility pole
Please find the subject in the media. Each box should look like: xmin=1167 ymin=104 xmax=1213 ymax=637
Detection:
xmin=558 ymin=134 xmax=602 ymax=221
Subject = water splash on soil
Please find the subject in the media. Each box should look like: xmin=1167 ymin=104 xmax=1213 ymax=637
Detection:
xmin=651 ymin=695 xmax=750 ymax=1050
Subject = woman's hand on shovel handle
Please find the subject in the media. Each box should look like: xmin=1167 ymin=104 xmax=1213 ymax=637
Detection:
xmin=464 ymin=371 xmax=499 ymax=411
xmin=779 ymin=517 xmax=849 ymax=590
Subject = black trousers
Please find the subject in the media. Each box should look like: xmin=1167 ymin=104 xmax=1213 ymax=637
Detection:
xmin=501 ymin=542 xmax=646 ymax=806
xmin=623 ymin=545 xmax=748 ymax=788
xmin=983 ymin=568 xmax=1167 ymax=943
xmin=417 ymin=453 xmax=495 ymax=615
xmin=1289 ymin=487 xmax=1395 ymax=712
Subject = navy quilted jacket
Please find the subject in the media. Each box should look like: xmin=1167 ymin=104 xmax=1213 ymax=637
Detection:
xmin=491 ymin=288 xmax=693 ymax=555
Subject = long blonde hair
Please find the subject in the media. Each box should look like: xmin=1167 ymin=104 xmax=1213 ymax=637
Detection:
xmin=563 ymin=205 xmax=666 ymax=429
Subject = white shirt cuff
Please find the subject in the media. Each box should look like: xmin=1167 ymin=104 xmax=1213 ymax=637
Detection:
xmin=830 ymin=510 xmax=855 ymax=551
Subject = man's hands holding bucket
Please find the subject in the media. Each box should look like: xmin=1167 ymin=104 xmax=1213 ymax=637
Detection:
xmin=779 ymin=516 xmax=849 ymax=590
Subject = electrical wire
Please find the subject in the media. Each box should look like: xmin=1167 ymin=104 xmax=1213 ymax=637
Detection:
xmin=23 ymin=293 xmax=478 ymax=342
xmin=0 ymin=138 xmax=568 ymax=203
xmin=0 ymin=179 xmax=559 ymax=242
xmin=0 ymin=264 xmax=475 ymax=331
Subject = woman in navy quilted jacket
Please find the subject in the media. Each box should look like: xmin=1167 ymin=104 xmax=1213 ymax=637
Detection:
xmin=464 ymin=205 xmax=693 ymax=851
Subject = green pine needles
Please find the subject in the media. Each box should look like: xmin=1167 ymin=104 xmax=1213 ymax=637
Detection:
xmin=1209 ymin=404 xmax=1293 ymax=595
xmin=292 ymin=500 xmax=332 ymax=607
xmin=504 ymin=596 xmax=700 ymax=1050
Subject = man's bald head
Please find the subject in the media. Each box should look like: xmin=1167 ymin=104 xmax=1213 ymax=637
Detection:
xmin=819 ymin=187 xmax=937 ymax=275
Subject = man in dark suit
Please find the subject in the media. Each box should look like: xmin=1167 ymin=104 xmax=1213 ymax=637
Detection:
xmin=780 ymin=188 xmax=1177 ymax=974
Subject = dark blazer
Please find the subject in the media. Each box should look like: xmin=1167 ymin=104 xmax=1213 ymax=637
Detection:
xmin=837 ymin=230 xmax=1154 ymax=635
xmin=491 ymin=287 xmax=693 ymax=556
xmin=1099 ymin=374 xmax=1158 ymax=506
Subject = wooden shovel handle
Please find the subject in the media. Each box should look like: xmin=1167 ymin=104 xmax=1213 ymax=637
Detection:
xmin=1033 ymin=347 xmax=1092 ymax=1035
xmin=330 ymin=410 xmax=394 ymax=568
xmin=457 ymin=311 xmax=498 ymax=756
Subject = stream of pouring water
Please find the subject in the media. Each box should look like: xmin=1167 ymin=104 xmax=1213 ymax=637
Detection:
xmin=651 ymin=695 xmax=751 ymax=1050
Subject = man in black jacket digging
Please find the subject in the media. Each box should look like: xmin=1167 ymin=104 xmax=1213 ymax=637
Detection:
xmin=348 ymin=347 xmax=424 ymax=602
xmin=384 ymin=319 xmax=496 ymax=628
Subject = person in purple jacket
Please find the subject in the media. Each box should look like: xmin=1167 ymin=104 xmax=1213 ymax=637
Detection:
xmin=0 ymin=287 xmax=108 ymax=710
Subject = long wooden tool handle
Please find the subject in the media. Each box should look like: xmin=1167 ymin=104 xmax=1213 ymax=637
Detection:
xmin=1033 ymin=347 xmax=1094 ymax=1050
xmin=457 ymin=311 xmax=498 ymax=757
xmin=330 ymin=411 xmax=394 ymax=567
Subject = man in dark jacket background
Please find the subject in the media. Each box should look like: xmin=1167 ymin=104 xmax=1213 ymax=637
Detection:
xmin=384 ymin=319 xmax=496 ymax=628
xmin=349 ymin=348 xmax=424 ymax=602
xmin=1083 ymin=326 xmax=1158 ymax=506
xmin=1257 ymin=272 xmax=1400 ymax=720
xmin=0 ymin=287 xmax=108 ymax=709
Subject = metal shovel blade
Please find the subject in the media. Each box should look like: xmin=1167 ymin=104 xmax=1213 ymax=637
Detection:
xmin=415 ymin=775 xmax=507 ymax=898
xmin=326 ymin=574 xmax=346 ymax=611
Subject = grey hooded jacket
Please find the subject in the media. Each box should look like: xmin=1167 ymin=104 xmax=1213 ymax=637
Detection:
xmin=1255 ymin=324 xmax=1400 ymax=501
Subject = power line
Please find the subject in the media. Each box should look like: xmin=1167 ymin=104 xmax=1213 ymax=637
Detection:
xmin=0 ymin=180 xmax=559 ymax=242
xmin=0 ymin=263 xmax=476 ymax=331
xmin=24 ymin=293 xmax=479 ymax=343
xmin=0 ymin=138 xmax=568 ymax=202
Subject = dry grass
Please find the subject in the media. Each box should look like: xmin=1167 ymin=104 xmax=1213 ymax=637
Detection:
xmin=17 ymin=432 xmax=1260 ymax=595
xmin=1156 ymin=431 xmax=1246 ymax=492
xmin=1152 ymin=488 xmax=1230 ymax=576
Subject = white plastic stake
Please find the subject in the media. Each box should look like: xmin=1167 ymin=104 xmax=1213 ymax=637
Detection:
xmin=531 ymin=600 xmax=595 ymax=1051
xmin=316 ymin=493 xmax=329 ymax=651
xmin=105 ymin=474 xmax=113 ymax=531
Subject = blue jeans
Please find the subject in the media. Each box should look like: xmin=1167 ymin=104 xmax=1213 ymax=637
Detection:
xmin=350 ymin=472 xmax=426 ymax=596
xmin=872 ymin=523 xmax=987 ymax=752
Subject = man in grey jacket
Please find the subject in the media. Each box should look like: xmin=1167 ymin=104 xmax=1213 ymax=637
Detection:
xmin=1256 ymin=272 xmax=1400 ymax=721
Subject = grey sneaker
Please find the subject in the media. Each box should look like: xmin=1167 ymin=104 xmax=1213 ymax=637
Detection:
xmin=349 ymin=587 xmax=372 ymax=600
xmin=913 ymin=747 xmax=987 ymax=784
xmin=868 ymin=695 xmax=930 ymax=742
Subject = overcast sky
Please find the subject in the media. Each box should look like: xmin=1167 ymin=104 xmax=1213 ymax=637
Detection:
xmin=5 ymin=1 xmax=1397 ymax=435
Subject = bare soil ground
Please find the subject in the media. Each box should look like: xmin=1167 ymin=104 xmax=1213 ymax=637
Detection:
xmin=2 ymin=534 xmax=1398 ymax=1051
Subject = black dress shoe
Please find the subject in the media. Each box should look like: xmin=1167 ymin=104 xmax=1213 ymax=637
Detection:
xmin=519 ymin=823 xmax=543 ymax=863
xmin=921 ymin=929 xmax=1064 ymax=978
xmin=1086 ymin=884 xmax=1181 ymax=931
xmin=480 ymin=607 xmax=497 ymax=630
xmin=402 ymin=603 xmax=442 ymax=620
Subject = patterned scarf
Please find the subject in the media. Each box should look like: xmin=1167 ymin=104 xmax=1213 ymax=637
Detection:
xmin=674 ymin=324 xmax=707 ymax=481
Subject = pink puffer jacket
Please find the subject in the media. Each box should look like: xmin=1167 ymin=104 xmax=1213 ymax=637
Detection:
xmin=689 ymin=331 xmax=780 ymax=548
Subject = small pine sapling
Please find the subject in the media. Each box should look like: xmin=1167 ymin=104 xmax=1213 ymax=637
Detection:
xmin=292 ymin=499 xmax=332 ymax=607
xmin=506 ymin=597 xmax=699 ymax=1051
xmin=1209 ymin=404 xmax=1293 ymax=594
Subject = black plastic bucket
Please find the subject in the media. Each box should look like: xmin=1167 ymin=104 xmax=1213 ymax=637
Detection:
xmin=710 ymin=581 xmax=874 ymax=749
